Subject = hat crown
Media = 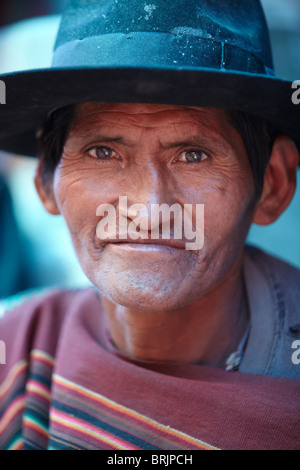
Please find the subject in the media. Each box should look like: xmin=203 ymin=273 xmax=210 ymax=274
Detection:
xmin=54 ymin=0 xmax=273 ymax=73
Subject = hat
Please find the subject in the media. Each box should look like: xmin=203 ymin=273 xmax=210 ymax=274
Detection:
xmin=0 ymin=0 xmax=299 ymax=157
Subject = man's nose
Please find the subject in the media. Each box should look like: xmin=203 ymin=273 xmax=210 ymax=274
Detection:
xmin=126 ymin=161 xmax=175 ymax=207
xmin=118 ymin=162 xmax=177 ymax=231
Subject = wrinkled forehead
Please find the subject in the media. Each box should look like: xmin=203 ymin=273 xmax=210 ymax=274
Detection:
xmin=68 ymin=102 xmax=234 ymax=137
xmin=61 ymin=102 xmax=248 ymax=163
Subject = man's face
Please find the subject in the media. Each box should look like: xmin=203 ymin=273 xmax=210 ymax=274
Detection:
xmin=50 ymin=103 xmax=256 ymax=310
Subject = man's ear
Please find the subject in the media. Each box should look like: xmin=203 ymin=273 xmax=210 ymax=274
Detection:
xmin=253 ymin=136 xmax=299 ymax=225
xmin=34 ymin=161 xmax=60 ymax=215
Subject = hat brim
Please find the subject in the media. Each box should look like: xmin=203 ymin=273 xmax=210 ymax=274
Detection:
xmin=0 ymin=66 xmax=299 ymax=157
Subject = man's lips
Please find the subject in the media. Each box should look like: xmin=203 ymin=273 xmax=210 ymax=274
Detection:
xmin=102 ymin=237 xmax=187 ymax=250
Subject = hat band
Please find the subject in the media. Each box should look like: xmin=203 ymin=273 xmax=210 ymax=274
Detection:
xmin=52 ymin=32 xmax=274 ymax=76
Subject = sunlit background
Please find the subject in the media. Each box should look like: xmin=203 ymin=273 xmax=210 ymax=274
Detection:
xmin=0 ymin=0 xmax=299 ymax=299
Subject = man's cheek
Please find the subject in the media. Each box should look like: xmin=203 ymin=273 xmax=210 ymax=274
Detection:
xmin=53 ymin=172 xmax=99 ymax=215
xmin=203 ymin=196 xmax=250 ymax=246
xmin=55 ymin=190 xmax=98 ymax=245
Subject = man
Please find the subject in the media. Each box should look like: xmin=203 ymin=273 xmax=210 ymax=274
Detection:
xmin=0 ymin=0 xmax=299 ymax=451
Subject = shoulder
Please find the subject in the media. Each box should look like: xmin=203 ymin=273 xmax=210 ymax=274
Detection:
xmin=245 ymin=245 xmax=300 ymax=320
xmin=0 ymin=287 xmax=97 ymax=449
xmin=0 ymin=287 xmax=92 ymax=377
xmin=245 ymin=244 xmax=300 ymax=284
xmin=242 ymin=246 xmax=300 ymax=379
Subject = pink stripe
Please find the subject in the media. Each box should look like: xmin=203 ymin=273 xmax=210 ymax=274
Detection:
xmin=23 ymin=416 xmax=49 ymax=439
xmin=26 ymin=379 xmax=51 ymax=402
xmin=54 ymin=376 xmax=210 ymax=448
xmin=51 ymin=408 xmax=137 ymax=450
xmin=0 ymin=394 xmax=26 ymax=434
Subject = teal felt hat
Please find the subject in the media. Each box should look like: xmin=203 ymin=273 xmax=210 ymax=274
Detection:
xmin=0 ymin=0 xmax=299 ymax=157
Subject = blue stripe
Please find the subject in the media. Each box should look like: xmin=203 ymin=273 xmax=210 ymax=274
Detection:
xmin=52 ymin=399 xmax=162 ymax=450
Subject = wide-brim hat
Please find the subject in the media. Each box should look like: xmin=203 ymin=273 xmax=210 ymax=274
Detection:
xmin=0 ymin=0 xmax=299 ymax=158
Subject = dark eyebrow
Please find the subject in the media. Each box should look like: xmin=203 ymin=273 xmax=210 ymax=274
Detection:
xmin=74 ymin=132 xmax=229 ymax=154
xmin=160 ymin=135 xmax=228 ymax=154
xmin=161 ymin=139 xmax=202 ymax=149
xmin=75 ymin=134 xmax=133 ymax=147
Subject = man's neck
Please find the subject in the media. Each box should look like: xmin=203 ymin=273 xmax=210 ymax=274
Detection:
xmin=100 ymin=257 xmax=249 ymax=367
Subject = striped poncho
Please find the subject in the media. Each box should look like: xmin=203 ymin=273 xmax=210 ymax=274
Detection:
xmin=0 ymin=285 xmax=299 ymax=450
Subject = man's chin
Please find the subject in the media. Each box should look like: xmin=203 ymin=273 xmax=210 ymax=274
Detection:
xmin=92 ymin=272 xmax=200 ymax=312
xmin=79 ymin=247 xmax=215 ymax=311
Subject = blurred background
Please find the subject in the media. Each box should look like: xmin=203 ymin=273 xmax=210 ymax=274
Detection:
xmin=0 ymin=0 xmax=299 ymax=299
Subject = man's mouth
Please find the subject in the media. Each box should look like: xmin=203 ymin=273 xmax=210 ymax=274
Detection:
xmin=102 ymin=237 xmax=187 ymax=251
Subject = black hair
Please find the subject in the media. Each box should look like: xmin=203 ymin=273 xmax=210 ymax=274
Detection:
xmin=38 ymin=104 xmax=77 ymax=189
xmin=228 ymin=110 xmax=277 ymax=197
xmin=37 ymin=104 xmax=277 ymax=198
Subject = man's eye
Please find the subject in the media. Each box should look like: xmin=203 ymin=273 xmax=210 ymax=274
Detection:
xmin=179 ymin=150 xmax=209 ymax=163
xmin=87 ymin=146 xmax=118 ymax=160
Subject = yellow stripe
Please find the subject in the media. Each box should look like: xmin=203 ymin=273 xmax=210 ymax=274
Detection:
xmin=51 ymin=410 xmax=133 ymax=450
xmin=26 ymin=380 xmax=51 ymax=402
xmin=0 ymin=361 xmax=28 ymax=399
xmin=0 ymin=395 xmax=26 ymax=434
xmin=23 ymin=415 xmax=49 ymax=438
xmin=53 ymin=374 xmax=219 ymax=450
xmin=0 ymin=350 xmax=53 ymax=400
xmin=30 ymin=350 xmax=55 ymax=367
xmin=8 ymin=437 xmax=24 ymax=450
xmin=48 ymin=435 xmax=83 ymax=450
